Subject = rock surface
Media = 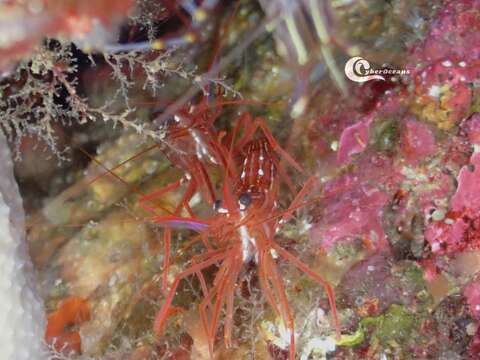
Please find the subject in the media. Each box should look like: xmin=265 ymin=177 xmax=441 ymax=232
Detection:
xmin=0 ymin=132 xmax=47 ymax=360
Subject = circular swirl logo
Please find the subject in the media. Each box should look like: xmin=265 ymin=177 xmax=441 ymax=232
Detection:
xmin=344 ymin=57 xmax=386 ymax=83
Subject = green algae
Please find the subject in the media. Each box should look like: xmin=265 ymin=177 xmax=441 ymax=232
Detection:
xmin=339 ymin=304 xmax=417 ymax=350
xmin=372 ymin=117 xmax=400 ymax=155
xmin=370 ymin=304 xmax=416 ymax=345
xmin=337 ymin=326 xmax=366 ymax=347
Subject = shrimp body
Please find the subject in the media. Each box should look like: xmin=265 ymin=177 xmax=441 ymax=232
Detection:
xmin=138 ymin=102 xmax=229 ymax=290
xmin=231 ymin=137 xmax=277 ymax=263
xmin=153 ymin=115 xmax=340 ymax=359
xmin=235 ymin=137 xmax=277 ymax=210
xmin=153 ymin=103 xmax=227 ymax=205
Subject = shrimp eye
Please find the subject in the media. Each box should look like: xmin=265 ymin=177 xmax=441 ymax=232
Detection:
xmin=213 ymin=199 xmax=222 ymax=212
xmin=153 ymin=113 xmax=176 ymax=131
xmin=238 ymin=193 xmax=252 ymax=209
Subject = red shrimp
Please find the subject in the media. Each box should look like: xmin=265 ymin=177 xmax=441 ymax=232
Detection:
xmin=152 ymin=113 xmax=340 ymax=359
xmin=116 ymin=2 xmax=247 ymax=290
xmin=144 ymin=99 xmax=236 ymax=289
xmin=87 ymin=96 xmax=232 ymax=292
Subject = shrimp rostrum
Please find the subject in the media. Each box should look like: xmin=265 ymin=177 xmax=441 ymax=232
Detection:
xmin=151 ymin=113 xmax=340 ymax=359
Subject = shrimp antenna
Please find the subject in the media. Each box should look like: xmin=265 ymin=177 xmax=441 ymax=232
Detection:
xmin=152 ymin=15 xmax=283 ymax=125
xmin=78 ymin=147 xmax=174 ymax=216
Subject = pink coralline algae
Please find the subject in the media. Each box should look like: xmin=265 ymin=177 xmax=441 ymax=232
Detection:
xmin=311 ymin=91 xmax=408 ymax=252
xmin=311 ymin=97 xmax=440 ymax=253
xmin=464 ymin=277 xmax=480 ymax=320
xmin=408 ymin=0 xmax=480 ymax=63
xmin=461 ymin=113 xmax=480 ymax=146
xmin=312 ymin=183 xmax=390 ymax=251
xmin=312 ymin=0 xmax=480 ymax=257
xmin=425 ymin=151 xmax=480 ymax=254
xmin=451 ymin=155 xmax=480 ymax=213
xmin=311 ymin=152 xmax=401 ymax=251
xmin=464 ymin=276 xmax=480 ymax=356
xmin=408 ymin=0 xmax=480 ymax=129
xmin=400 ymin=118 xmax=436 ymax=163
xmin=336 ymin=115 xmax=373 ymax=165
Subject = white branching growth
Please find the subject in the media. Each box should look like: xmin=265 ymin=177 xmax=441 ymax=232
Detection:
xmin=0 ymin=37 xmax=240 ymax=162
xmin=0 ymin=41 xmax=168 ymax=159
xmin=0 ymin=42 xmax=76 ymax=160
xmin=103 ymin=48 xmax=242 ymax=101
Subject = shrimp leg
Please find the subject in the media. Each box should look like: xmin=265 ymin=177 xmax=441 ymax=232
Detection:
xmin=197 ymin=255 xmax=231 ymax=358
xmin=270 ymin=242 xmax=340 ymax=340
xmin=223 ymin=254 xmax=243 ymax=348
xmin=153 ymin=251 xmax=227 ymax=336
xmin=277 ymin=175 xmax=318 ymax=226
xmin=263 ymin=251 xmax=296 ymax=360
